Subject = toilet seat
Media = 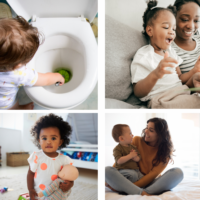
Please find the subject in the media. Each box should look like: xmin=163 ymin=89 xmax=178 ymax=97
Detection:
xmin=24 ymin=18 xmax=97 ymax=109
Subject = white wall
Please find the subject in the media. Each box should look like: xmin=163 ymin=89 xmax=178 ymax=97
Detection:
xmin=105 ymin=0 xmax=176 ymax=31
xmin=105 ymin=113 xmax=147 ymax=166
xmin=0 ymin=128 xmax=22 ymax=161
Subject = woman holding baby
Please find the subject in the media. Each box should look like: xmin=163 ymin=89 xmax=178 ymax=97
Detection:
xmin=105 ymin=117 xmax=184 ymax=196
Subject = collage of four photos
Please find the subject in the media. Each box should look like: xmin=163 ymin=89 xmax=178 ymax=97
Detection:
xmin=0 ymin=0 xmax=200 ymax=200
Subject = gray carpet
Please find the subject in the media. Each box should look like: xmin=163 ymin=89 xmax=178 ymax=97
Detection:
xmin=0 ymin=173 xmax=97 ymax=200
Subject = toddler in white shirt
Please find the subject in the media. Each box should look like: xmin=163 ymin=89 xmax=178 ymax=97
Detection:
xmin=131 ymin=0 xmax=200 ymax=108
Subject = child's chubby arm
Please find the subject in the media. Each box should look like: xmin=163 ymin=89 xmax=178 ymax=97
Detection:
xmin=177 ymin=56 xmax=200 ymax=85
xmin=131 ymin=149 xmax=140 ymax=162
xmin=117 ymin=150 xmax=138 ymax=165
xmin=34 ymin=72 xmax=65 ymax=86
xmin=27 ymin=166 xmax=38 ymax=200
xmin=133 ymin=52 xmax=178 ymax=98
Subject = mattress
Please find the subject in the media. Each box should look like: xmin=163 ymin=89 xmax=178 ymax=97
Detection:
xmin=105 ymin=179 xmax=200 ymax=200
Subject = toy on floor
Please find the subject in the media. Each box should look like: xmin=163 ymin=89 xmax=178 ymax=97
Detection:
xmin=0 ymin=187 xmax=8 ymax=193
xmin=38 ymin=164 xmax=79 ymax=199
xmin=18 ymin=193 xmax=30 ymax=200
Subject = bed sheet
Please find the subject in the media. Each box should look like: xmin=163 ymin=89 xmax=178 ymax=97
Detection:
xmin=105 ymin=179 xmax=200 ymax=200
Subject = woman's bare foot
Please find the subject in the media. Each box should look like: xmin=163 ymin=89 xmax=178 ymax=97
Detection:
xmin=141 ymin=191 xmax=152 ymax=196
xmin=9 ymin=101 xmax=34 ymax=110
xmin=105 ymin=182 xmax=118 ymax=192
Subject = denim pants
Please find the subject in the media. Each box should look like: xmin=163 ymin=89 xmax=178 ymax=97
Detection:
xmin=105 ymin=166 xmax=184 ymax=195
xmin=118 ymin=169 xmax=144 ymax=183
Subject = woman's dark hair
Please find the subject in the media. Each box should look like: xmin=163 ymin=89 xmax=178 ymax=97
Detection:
xmin=31 ymin=113 xmax=72 ymax=150
xmin=143 ymin=0 xmax=176 ymax=39
xmin=141 ymin=117 xmax=175 ymax=167
xmin=174 ymin=0 xmax=200 ymax=12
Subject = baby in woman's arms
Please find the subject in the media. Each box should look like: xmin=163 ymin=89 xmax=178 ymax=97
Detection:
xmin=112 ymin=124 xmax=144 ymax=184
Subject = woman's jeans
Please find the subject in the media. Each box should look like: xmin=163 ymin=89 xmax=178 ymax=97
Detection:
xmin=105 ymin=166 xmax=184 ymax=195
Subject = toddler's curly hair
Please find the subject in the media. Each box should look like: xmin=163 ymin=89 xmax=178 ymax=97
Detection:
xmin=142 ymin=0 xmax=176 ymax=39
xmin=0 ymin=16 xmax=43 ymax=72
xmin=31 ymin=113 xmax=72 ymax=150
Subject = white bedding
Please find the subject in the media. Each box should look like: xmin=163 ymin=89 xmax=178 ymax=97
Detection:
xmin=105 ymin=179 xmax=200 ymax=200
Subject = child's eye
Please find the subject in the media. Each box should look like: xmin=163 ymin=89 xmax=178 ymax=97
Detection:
xmin=52 ymin=137 xmax=56 ymax=140
xmin=194 ymin=20 xmax=200 ymax=23
xmin=42 ymin=138 xmax=47 ymax=140
xmin=163 ymin=27 xmax=168 ymax=29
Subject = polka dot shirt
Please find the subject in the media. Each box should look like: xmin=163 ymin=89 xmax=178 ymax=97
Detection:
xmin=28 ymin=150 xmax=73 ymax=193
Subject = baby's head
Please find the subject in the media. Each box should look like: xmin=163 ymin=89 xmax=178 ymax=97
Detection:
xmin=0 ymin=16 xmax=42 ymax=72
xmin=112 ymin=124 xmax=133 ymax=145
xmin=143 ymin=0 xmax=176 ymax=51
xmin=58 ymin=164 xmax=79 ymax=181
xmin=31 ymin=113 xmax=72 ymax=153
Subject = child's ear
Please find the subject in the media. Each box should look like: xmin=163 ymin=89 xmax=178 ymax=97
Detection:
xmin=146 ymin=25 xmax=153 ymax=37
xmin=119 ymin=136 xmax=123 ymax=142
xmin=59 ymin=139 xmax=63 ymax=147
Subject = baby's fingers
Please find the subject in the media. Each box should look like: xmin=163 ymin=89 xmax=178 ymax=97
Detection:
xmin=163 ymin=57 xmax=178 ymax=64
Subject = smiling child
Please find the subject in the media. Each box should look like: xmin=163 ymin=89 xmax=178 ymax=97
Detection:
xmin=27 ymin=114 xmax=73 ymax=200
xmin=131 ymin=0 xmax=200 ymax=108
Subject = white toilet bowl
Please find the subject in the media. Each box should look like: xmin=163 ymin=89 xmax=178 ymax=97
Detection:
xmin=7 ymin=0 xmax=98 ymax=109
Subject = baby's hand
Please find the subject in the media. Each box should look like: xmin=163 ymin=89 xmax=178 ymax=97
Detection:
xmin=59 ymin=180 xmax=74 ymax=192
xmin=154 ymin=51 xmax=178 ymax=79
xmin=193 ymin=55 xmax=200 ymax=73
xmin=29 ymin=189 xmax=38 ymax=200
xmin=129 ymin=150 xmax=137 ymax=159
xmin=38 ymin=191 xmax=44 ymax=198
xmin=56 ymin=73 xmax=65 ymax=86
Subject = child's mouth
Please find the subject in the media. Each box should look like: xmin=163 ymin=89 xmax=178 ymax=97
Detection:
xmin=46 ymin=146 xmax=52 ymax=148
xmin=166 ymin=38 xmax=173 ymax=45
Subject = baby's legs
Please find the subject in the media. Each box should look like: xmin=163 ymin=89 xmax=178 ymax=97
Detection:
xmin=9 ymin=101 xmax=34 ymax=110
xmin=118 ymin=169 xmax=141 ymax=183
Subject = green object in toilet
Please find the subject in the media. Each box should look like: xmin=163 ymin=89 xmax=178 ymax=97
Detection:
xmin=56 ymin=69 xmax=71 ymax=83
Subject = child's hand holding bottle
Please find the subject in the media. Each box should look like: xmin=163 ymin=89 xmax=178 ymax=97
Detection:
xmin=154 ymin=51 xmax=178 ymax=79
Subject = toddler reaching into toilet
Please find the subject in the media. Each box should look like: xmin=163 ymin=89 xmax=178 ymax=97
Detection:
xmin=112 ymin=124 xmax=144 ymax=184
xmin=37 ymin=164 xmax=79 ymax=199
xmin=27 ymin=114 xmax=73 ymax=200
xmin=0 ymin=16 xmax=64 ymax=110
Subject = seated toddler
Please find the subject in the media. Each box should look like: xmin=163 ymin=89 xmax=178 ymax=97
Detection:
xmin=112 ymin=124 xmax=143 ymax=183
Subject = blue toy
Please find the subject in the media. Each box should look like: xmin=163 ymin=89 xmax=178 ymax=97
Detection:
xmin=0 ymin=187 xmax=8 ymax=193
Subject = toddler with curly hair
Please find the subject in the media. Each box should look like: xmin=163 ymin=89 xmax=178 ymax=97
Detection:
xmin=27 ymin=113 xmax=73 ymax=200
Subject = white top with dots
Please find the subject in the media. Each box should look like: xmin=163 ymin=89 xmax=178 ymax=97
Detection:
xmin=28 ymin=150 xmax=73 ymax=193
xmin=0 ymin=66 xmax=38 ymax=109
